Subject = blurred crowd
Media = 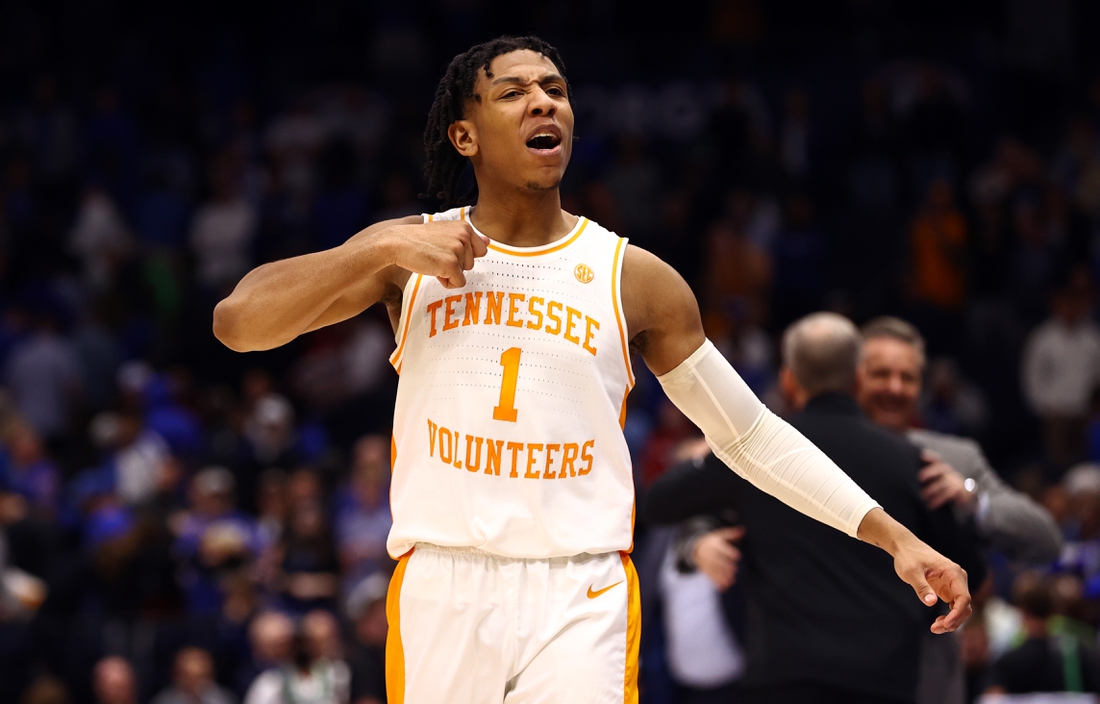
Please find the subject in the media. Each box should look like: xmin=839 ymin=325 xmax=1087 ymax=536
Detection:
xmin=2 ymin=0 xmax=1100 ymax=702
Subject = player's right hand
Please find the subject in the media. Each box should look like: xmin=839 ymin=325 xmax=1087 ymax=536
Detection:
xmin=390 ymin=221 xmax=490 ymax=289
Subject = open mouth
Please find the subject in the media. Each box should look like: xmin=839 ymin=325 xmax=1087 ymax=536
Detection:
xmin=526 ymin=133 xmax=562 ymax=152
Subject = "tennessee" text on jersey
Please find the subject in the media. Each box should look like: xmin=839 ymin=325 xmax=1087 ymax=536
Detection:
xmin=425 ymin=291 xmax=600 ymax=356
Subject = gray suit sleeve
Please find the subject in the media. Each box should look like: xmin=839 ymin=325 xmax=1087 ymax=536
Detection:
xmin=962 ymin=440 xmax=1062 ymax=563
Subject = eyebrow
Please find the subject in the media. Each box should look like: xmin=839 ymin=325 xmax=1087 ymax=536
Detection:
xmin=490 ymin=73 xmax=566 ymax=87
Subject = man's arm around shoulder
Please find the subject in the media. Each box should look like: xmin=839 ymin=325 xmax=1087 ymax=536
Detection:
xmin=910 ymin=429 xmax=1062 ymax=563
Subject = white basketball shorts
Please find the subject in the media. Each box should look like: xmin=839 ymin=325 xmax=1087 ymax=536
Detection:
xmin=385 ymin=544 xmax=640 ymax=704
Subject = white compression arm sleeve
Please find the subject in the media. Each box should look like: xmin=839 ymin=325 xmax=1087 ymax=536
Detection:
xmin=656 ymin=339 xmax=881 ymax=538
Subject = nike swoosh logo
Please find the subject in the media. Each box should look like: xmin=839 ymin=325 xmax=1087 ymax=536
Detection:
xmin=587 ymin=581 xmax=624 ymax=599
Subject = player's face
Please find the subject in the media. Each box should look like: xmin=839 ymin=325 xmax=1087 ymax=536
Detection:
xmin=460 ymin=50 xmax=573 ymax=192
xmin=856 ymin=337 xmax=923 ymax=433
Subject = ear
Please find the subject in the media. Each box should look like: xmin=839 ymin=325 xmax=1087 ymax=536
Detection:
xmin=779 ymin=367 xmax=798 ymax=403
xmin=448 ymin=119 xmax=478 ymax=158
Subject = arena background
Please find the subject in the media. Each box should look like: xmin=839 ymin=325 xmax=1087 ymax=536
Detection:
xmin=0 ymin=0 xmax=1098 ymax=702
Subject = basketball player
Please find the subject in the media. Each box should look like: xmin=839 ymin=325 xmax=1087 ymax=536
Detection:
xmin=213 ymin=36 xmax=971 ymax=704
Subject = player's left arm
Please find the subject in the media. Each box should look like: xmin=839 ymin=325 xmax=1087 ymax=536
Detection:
xmin=621 ymin=245 xmax=971 ymax=633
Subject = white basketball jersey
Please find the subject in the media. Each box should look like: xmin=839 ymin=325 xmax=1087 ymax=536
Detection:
xmin=387 ymin=206 xmax=636 ymax=559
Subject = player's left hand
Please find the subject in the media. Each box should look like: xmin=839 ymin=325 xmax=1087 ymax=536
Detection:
xmin=892 ymin=541 xmax=972 ymax=634
xmin=918 ymin=450 xmax=972 ymax=511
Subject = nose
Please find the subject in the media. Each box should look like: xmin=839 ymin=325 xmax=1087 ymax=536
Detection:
xmin=529 ymin=87 xmax=556 ymax=117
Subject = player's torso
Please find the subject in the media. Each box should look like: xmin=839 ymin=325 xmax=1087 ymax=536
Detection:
xmin=387 ymin=206 xmax=636 ymax=559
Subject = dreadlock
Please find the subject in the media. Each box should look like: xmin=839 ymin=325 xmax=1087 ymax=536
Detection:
xmin=422 ymin=36 xmax=572 ymax=209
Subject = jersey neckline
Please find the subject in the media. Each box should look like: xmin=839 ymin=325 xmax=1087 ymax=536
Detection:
xmin=459 ymin=206 xmax=588 ymax=257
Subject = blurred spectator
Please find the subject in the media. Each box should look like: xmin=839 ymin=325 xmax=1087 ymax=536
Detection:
xmin=256 ymin=469 xmax=289 ymax=550
xmin=1055 ymin=464 xmax=1100 ymax=593
xmin=73 ymin=298 xmax=125 ymax=409
xmin=189 ymin=153 xmax=257 ymax=291
xmin=0 ymin=421 xmax=61 ymax=515
xmin=700 ymin=214 xmax=772 ymax=365
xmin=276 ymin=501 xmax=340 ymax=614
xmin=174 ymin=467 xmax=260 ymax=614
xmin=92 ymin=657 xmax=137 ymax=704
xmin=770 ymin=194 xmax=826 ymax=327
xmin=92 ymin=408 xmax=172 ymax=506
xmin=243 ymin=623 xmax=350 ymax=704
xmin=68 ymin=185 xmax=132 ymax=291
xmin=985 ymin=577 xmax=1100 ymax=695
xmin=143 ymin=371 xmax=205 ymax=459
xmin=17 ymin=676 xmax=71 ymax=704
xmin=235 ymin=611 xmax=295 ymax=698
xmin=1023 ymin=279 xmax=1100 ymax=470
xmin=244 ymin=394 xmax=298 ymax=468
xmin=335 ymin=435 xmax=392 ymax=587
xmin=907 ymin=179 xmax=967 ymax=346
xmin=5 ymin=310 xmax=81 ymax=441
xmin=779 ymin=87 xmax=813 ymax=179
xmin=151 ymin=647 xmax=236 ymax=704
xmin=345 ymin=573 xmax=388 ymax=704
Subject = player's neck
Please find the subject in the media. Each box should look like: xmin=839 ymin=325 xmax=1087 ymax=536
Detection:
xmin=469 ymin=187 xmax=575 ymax=247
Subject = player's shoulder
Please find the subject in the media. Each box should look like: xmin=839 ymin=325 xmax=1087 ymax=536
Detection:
xmin=621 ymin=243 xmax=689 ymax=302
xmin=421 ymin=206 xmax=466 ymax=223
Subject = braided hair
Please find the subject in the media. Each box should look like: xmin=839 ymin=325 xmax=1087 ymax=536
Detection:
xmin=422 ymin=36 xmax=571 ymax=208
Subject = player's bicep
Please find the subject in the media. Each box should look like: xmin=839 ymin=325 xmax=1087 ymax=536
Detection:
xmin=620 ymin=244 xmax=706 ymax=376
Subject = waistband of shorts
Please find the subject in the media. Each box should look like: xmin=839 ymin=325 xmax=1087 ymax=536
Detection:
xmin=412 ymin=543 xmax=500 ymax=557
xmin=411 ymin=542 xmax=621 ymax=561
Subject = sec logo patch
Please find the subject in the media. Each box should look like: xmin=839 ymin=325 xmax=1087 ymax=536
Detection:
xmin=574 ymin=263 xmax=594 ymax=284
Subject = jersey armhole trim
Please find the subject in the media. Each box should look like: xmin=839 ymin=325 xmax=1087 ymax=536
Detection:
xmin=388 ymin=273 xmax=424 ymax=374
xmin=611 ymin=237 xmax=636 ymax=389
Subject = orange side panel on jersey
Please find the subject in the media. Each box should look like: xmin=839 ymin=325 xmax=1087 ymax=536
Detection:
xmin=386 ymin=551 xmax=412 ymax=704
xmin=389 ymin=274 xmax=423 ymax=374
xmin=627 ymin=501 xmax=635 ymax=554
xmin=610 ymin=238 xmax=635 ymax=388
xmin=390 ymin=435 xmax=397 ymax=472
xmin=427 ymin=213 xmax=434 ymax=222
xmin=620 ymin=552 xmax=641 ymax=704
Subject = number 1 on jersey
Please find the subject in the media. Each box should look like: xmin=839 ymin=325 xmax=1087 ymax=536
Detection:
xmin=493 ymin=347 xmax=522 ymax=422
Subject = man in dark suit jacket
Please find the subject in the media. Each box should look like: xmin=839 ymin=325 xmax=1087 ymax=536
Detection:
xmin=643 ymin=312 xmax=985 ymax=704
